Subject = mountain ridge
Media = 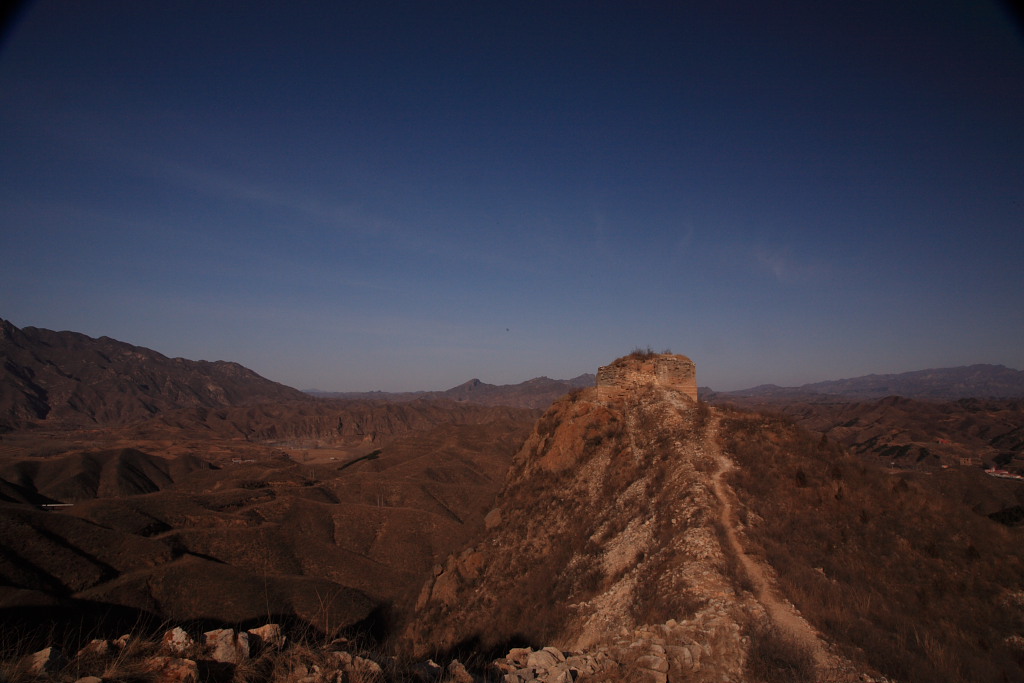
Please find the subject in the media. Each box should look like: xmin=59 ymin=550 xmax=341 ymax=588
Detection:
xmin=714 ymin=363 xmax=1024 ymax=401
xmin=0 ymin=318 xmax=308 ymax=431
xmin=308 ymin=373 xmax=597 ymax=409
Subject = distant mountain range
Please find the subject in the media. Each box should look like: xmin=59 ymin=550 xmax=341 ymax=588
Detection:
xmin=354 ymin=364 xmax=1024 ymax=408
xmin=5 ymin=317 xmax=1023 ymax=434
xmin=713 ymin=364 xmax=1024 ymax=401
xmin=308 ymin=374 xmax=597 ymax=410
xmin=0 ymin=318 xmax=307 ymax=431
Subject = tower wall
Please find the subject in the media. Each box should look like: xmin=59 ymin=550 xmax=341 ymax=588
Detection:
xmin=596 ymin=354 xmax=697 ymax=402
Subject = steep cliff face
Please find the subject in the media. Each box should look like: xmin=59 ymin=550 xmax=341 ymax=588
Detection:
xmin=404 ymin=363 xmax=823 ymax=681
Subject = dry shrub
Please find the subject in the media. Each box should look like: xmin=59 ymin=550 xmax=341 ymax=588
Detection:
xmin=0 ymin=658 xmax=31 ymax=683
xmin=626 ymin=346 xmax=660 ymax=360
xmin=692 ymin=398 xmax=712 ymax=430
xmin=711 ymin=518 xmax=755 ymax=596
xmin=746 ymin=622 xmax=817 ymax=683
xmin=98 ymin=637 xmax=163 ymax=683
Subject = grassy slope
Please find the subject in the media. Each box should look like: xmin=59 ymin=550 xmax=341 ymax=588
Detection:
xmin=719 ymin=407 xmax=1024 ymax=683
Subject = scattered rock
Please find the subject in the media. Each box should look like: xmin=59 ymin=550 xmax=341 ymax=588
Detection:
xmin=351 ymin=655 xmax=383 ymax=680
xmin=75 ymin=639 xmax=111 ymax=659
xmin=505 ymin=647 xmax=533 ymax=667
xmin=526 ymin=648 xmax=560 ymax=670
xmin=329 ymin=651 xmax=353 ymax=669
xmin=634 ymin=670 xmax=667 ymax=683
xmin=484 ymin=508 xmax=503 ymax=529
xmin=202 ymin=628 xmax=250 ymax=664
xmin=635 ymin=653 xmax=669 ymax=673
xmin=247 ymin=623 xmax=286 ymax=651
xmin=162 ymin=627 xmax=196 ymax=656
xmin=144 ymin=656 xmax=199 ymax=683
xmin=446 ymin=658 xmax=474 ymax=683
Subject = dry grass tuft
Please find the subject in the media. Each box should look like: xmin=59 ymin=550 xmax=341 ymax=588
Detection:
xmin=745 ymin=621 xmax=817 ymax=683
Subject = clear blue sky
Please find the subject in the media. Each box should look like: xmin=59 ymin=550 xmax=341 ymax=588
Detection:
xmin=2 ymin=1 xmax=1022 ymax=391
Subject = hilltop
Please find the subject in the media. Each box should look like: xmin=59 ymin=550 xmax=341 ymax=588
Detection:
xmin=405 ymin=352 xmax=1024 ymax=683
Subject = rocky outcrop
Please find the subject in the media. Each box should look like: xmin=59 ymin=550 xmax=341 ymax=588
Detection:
xmin=202 ymin=628 xmax=251 ymax=664
xmin=492 ymin=616 xmax=746 ymax=683
xmin=403 ymin=354 xmax=874 ymax=681
xmin=10 ymin=622 xmax=475 ymax=683
xmin=404 ymin=367 xmax=754 ymax=666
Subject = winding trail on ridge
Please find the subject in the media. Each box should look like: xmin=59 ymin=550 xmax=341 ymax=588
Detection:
xmin=678 ymin=400 xmax=834 ymax=674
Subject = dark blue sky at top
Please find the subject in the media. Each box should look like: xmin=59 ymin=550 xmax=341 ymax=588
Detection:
xmin=1 ymin=1 xmax=1022 ymax=391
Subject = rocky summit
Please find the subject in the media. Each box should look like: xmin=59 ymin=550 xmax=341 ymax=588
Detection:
xmin=404 ymin=351 xmax=826 ymax=680
xmin=403 ymin=352 xmax=1022 ymax=682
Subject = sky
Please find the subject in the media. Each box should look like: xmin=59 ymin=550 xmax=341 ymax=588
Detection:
xmin=1 ymin=1 xmax=1022 ymax=392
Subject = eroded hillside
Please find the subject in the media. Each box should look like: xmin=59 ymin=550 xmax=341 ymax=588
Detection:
xmin=0 ymin=400 xmax=537 ymax=639
xmin=404 ymin=354 xmax=1024 ymax=683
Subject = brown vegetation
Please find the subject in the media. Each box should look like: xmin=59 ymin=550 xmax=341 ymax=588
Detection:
xmin=621 ymin=346 xmax=673 ymax=361
xmin=718 ymin=407 xmax=1024 ymax=683
xmin=745 ymin=622 xmax=818 ymax=683
xmin=712 ymin=394 xmax=1024 ymax=476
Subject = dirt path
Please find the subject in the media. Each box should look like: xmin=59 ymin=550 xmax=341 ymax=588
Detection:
xmin=699 ymin=408 xmax=834 ymax=672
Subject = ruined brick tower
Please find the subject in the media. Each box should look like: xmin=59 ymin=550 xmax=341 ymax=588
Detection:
xmin=596 ymin=353 xmax=698 ymax=402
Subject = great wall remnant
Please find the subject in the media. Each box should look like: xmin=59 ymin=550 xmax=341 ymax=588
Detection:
xmin=596 ymin=353 xmax=698 ymax=402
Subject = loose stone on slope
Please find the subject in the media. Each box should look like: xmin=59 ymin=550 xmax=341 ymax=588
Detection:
xmin=202 ymin=628 xmax=250 ymax=664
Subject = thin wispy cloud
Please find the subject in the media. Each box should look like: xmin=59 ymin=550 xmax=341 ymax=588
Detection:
xmin=150 ymin=160 xmax=403 ymax=238
xmin=35 ymin=115 xmax=407 ymax=243
xmin=755 ymin=245 xmax=829 ymax=283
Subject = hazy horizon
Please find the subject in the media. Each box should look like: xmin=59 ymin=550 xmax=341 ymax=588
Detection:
xmin=5 ymin=314 xmax=1020 ymax=395
xmin=2 ymin=2 xmax=1022 ymax=393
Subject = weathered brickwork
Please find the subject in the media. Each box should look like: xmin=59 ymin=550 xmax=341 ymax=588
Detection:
xmin=596 ymin=354 xmax=697 ymax=402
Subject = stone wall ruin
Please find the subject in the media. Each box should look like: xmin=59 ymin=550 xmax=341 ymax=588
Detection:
xmin=596 ymin=354 xmax=697 ymax=402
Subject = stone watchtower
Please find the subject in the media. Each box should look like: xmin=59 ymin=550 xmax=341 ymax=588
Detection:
xmin=596 ymin=353 xmax=698 ymax=402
